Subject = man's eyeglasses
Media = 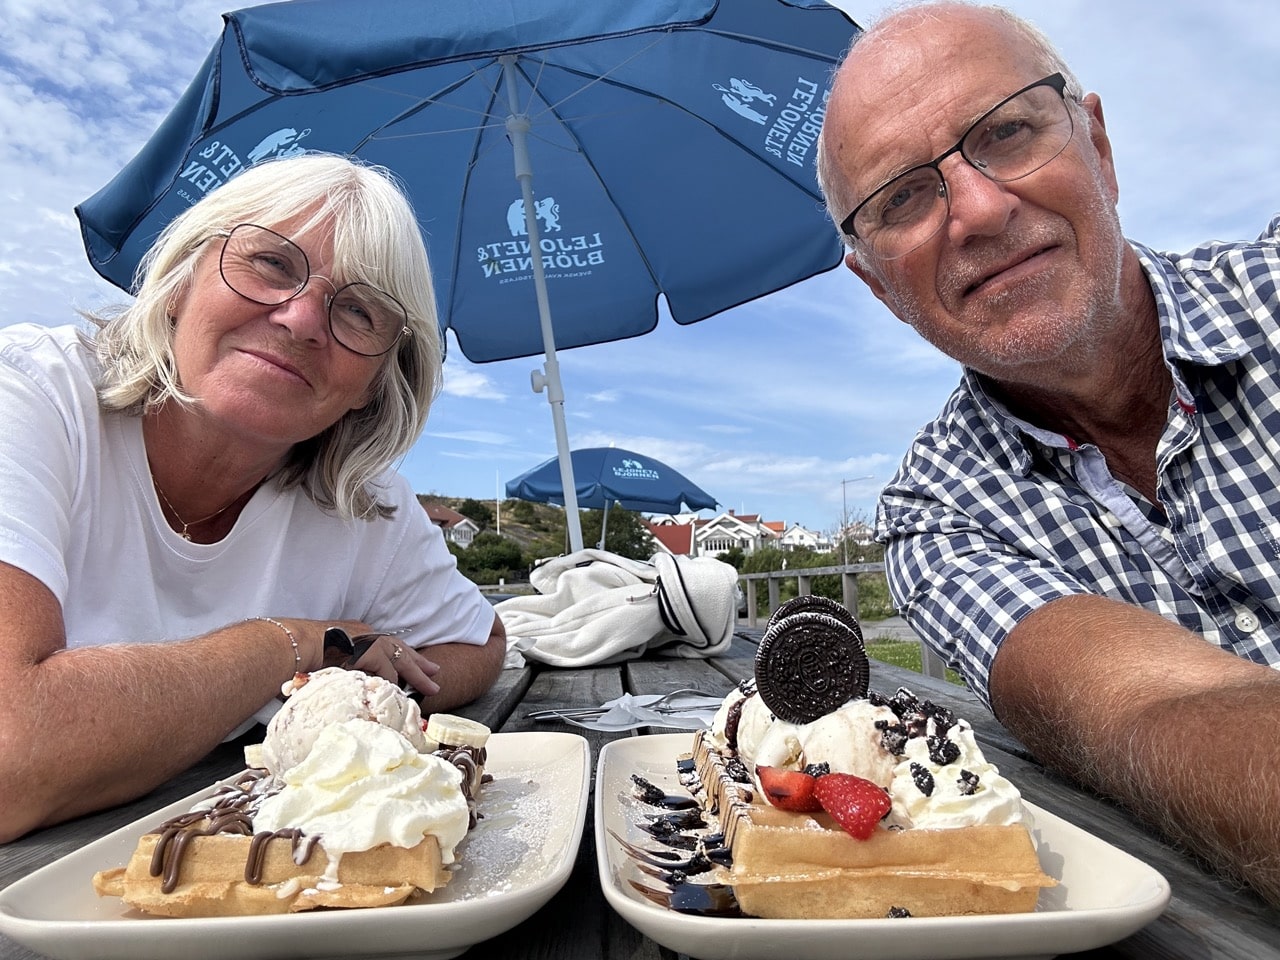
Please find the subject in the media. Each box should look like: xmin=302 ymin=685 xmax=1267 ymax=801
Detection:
xmin=840 ymin=73 xmax=1075 ymax=261
xmin=216 ymin=223 xmax=411 ymax=357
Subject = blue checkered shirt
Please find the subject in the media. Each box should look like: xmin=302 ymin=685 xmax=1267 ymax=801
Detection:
xmin=877 ymin=215 xmax=1280 ymax=709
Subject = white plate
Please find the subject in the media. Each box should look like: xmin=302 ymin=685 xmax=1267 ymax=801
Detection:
xmin=596 ymin=734 xmax=1171 ymax=960
xmin=0 ymin=731 xmax=590 ymax=960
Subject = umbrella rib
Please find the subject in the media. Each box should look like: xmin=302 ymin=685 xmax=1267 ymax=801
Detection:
xmin=348 ymin=60 xmax=508 ymax=152
xmin=511 ymin=33 xmax=668 ymax=120
xmin=513 ymin=48 xmax=831 ymax=203
xmin=443 ymin=75 xmax=507 ymax=348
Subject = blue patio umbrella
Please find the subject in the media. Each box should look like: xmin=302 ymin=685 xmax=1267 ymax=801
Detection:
xmin=74 ymin=0 xmax=859 ymax=551
xmin=507 ymin=447 xmax=716 ymax=549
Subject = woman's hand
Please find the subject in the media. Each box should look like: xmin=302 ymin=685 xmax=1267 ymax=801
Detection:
xmin=321 ymin=626 xmax=442 ymax=697
xmin=351 ymin=635 xmax=442 ymax=696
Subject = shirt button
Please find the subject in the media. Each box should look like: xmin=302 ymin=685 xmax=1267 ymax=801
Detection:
xmin=1234 ymin=610 xmax=1261 ymax=633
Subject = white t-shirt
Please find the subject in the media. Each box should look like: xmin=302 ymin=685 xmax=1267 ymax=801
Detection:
xmin=0 ymin=323 xmax=493 ymax=718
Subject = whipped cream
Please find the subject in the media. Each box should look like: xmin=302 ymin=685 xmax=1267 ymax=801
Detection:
xmin=887 ymin=720 xmax=1025 ymax=829
xmin=709 ymin=682 xmax=1030 ymax=831
xmin=746 ymin=698 xmax=901 ymax=787
xmin=253 ymin=719 xmax=471 ymax=872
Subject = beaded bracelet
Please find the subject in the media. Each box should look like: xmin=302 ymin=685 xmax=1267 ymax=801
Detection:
xmin=248 ymin=616 xmax=301 ymax=676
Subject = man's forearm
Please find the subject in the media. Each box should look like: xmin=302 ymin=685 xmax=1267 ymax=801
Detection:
xmin=990 ymin=594 xmax=1280 ymax=904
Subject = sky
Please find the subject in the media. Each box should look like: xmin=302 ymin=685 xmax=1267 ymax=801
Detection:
xmin=2 ymin=1 xmax=1278 ymax=536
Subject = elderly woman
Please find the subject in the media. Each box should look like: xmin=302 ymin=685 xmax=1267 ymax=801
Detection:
xmin=0 ymin=154 xmax=505 ymax=841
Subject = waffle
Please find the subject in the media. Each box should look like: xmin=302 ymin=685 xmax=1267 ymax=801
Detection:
xmin=93 ymin=832 xmax=446 ymax=917
xmin=92 ymin=707 xmax=490 ymax=918
xmin=693 ymin=731 xmax=1055 ymax=919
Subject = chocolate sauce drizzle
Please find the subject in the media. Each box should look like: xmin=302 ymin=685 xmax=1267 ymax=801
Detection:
xmin=620 ymin=772 xmax=746 ymax=917
xmin=434 ymin=743 xmax=490 ymax=828
xmin=147 ymin=770 xmax=323 ymax=893
xmin=145 ymin=743 xmax=490 ymax=894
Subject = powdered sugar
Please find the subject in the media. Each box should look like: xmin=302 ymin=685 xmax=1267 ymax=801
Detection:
xmin=443 ymin=771 xmax=557 ymax=900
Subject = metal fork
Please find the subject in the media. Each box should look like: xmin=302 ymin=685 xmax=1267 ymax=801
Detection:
xmin=523 ymin=687 xmax=715 ymax=721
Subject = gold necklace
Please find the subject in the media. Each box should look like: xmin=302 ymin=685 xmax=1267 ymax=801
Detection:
xmin=151 ymin=478 xmax=242 ymax=541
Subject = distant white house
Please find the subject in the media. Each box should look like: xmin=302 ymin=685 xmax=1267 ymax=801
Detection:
xmin=840 ymin=520 xmax=876 ymax=545
xmin=649 ymin=510 xmax=835 ymax=558
xmin=422 ymin=504 xmax=481 ymax=547
xmin=694 ymin=511 xmax=779 ymax=557
xmin=778 ymin=523 xmax=827 ymax=551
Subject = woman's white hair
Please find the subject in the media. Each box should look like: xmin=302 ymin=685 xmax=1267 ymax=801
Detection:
xmin=86 ymin=152 xmax=443 ymax=520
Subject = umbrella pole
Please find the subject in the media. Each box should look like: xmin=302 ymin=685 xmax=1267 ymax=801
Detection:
xmin=599 ymin=500 xmax=610 ymax=551
xmin=502 ymin=56 xmax=584 ymax=554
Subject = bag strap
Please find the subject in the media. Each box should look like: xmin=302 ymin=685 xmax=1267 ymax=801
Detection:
xmin=655 ymin=577 xmax=685 ymax=637
xmin=655 ymin=559 xmax=711 ymax=645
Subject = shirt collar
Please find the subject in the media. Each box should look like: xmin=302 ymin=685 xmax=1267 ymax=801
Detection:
xmin=959 ymin=235 xmax=1255 ymax=467
xmin=1131 ymin=238 xmax=1253 ymax=367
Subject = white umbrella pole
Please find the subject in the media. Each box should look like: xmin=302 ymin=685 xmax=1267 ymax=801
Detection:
xmin=501 ymin=56 xmax=584 ymax=553
xmin=598 ymin=500 xmax=610 ymax=551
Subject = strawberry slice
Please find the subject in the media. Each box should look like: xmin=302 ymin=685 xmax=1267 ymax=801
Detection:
xmin=813 ymin=773 xmax=891 ymax=839
xmin=756 ymin=765 xmax=822 ymax=812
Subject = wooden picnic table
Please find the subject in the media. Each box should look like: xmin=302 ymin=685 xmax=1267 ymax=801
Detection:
xmin=3 ymin=627 xmax=1278 ymax=959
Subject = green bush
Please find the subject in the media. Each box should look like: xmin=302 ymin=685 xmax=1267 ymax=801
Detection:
xmin=459 ymin=498 xmax=493 ymax=529
xmin=453 ymin=532 xmax=523 ymax=583
xmin=865 ymin=640 xmax=963 ymax=685
xmin=578 ymin=506 xmax=654 ymax=559
xmin=857 ymin=573 xmax=896 ymax=620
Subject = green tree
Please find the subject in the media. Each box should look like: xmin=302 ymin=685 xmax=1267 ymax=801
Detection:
xmin=520 ymin=507 xmax=568 ymax=567
xmin=579 ymin=506 xmax=654 ymax=559
xmin=522 ymin=536 xmax=565 ymax=569
xmin=458 ymin=498 xmax=493 ymax=529
xmin=453 ymin=531 xmax=522 ymax=582
xmin=509 ymin=499 xmax=536 ymax=523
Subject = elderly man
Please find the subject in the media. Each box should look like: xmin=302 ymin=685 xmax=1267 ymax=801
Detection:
xmin=816 ymin=1 xmax=1280 ymax=904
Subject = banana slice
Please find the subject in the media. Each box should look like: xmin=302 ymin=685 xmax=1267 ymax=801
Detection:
xmin=426 ymin=714 xmax=491 ymax=749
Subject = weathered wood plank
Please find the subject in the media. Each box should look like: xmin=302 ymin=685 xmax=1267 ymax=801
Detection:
xmin=472 ymin=664 xmax=666 ymax=960
xmin=706 ymin=631 xmax=761 ymax=685
xmin=454 ymin=661 xmax=535 ymax=730
xmin=623 ymin=657 xmax=736 ymax=700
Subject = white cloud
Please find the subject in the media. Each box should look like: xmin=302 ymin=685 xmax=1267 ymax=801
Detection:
xmin=440 ymin=363 xmax=506 ymax=400
xmin=425 ymin=429 xmax=512 ymax=446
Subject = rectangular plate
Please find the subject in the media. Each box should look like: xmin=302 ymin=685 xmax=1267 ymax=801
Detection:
xmin=596 ymin=734 xmax=1170 ymax=960
xmin=0 ymin=731 xmax=590 ymax=960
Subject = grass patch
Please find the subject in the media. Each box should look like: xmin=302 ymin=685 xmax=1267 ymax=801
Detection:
xmin=864 ymin=640 xmax=965 ymax=686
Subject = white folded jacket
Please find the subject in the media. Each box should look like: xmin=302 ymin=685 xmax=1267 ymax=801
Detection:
xmin=495 ymin=549 xmax=738 ymax=667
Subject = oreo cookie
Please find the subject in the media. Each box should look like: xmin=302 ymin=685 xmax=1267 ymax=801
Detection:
xmin=767 ymin=595 xmax=863 ymax=643
xmin=754 ymin=611 xmax=870 ymax=723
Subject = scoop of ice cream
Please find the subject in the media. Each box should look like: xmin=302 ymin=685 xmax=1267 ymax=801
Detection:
xmin=749 ymin=697 xmax=902 ymax=786
xmin=887 ymin=720 xmax=1026 ymax=829
xmin=257 ymin=667 xmax=430 ymax=776
xmin=708 ymin=685 xmax=774 ymax=760
xmin=712 ymin=686 xmax=900 ymax=786
xmin=253 ymin=719 xmax=470 ymax=871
